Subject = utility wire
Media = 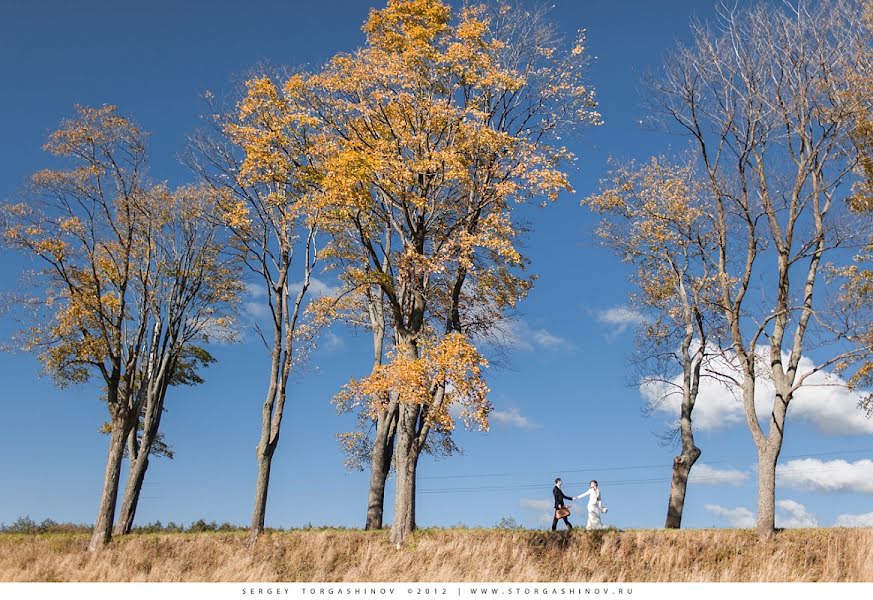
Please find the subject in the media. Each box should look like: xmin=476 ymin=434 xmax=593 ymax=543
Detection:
xmin=417 ymin=451 xmax=873 ymax=495
xmin=417 ymin=447 xmax=873 ymax=481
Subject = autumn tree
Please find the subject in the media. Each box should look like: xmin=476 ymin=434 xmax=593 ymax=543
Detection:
xmin=113 ymin=186 xmax=238 ymax=535
xmin=651 ymin=0 xmax=871 ymax=538
xmin=187 ymin=78 xmax=322 ymax=541
xmin=233 ymin=0 xmax=600 ymax=545
xmin=2 ymin=106 xmax=238 ymax=550
xmin=835 ymin=0 xmax=873 ymax=411
xmin=585 ymin=157 xmax=719 ymax=528
xmin=326 ymin=246 xmax=465 ymax=531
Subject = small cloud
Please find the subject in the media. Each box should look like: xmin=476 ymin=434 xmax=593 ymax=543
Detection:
xmin=289 ymin=277 xmax=341 ymax=298
xmin=689 ymin=464 xmax=748 ymax=486
xmin=777 ymin=459 xmax=873 ymax=494
xmin=775 ymin=499 xmax=818 ymax=528
xmin=491 ymin=407 xmax=540 ymax=429
xmin=520 ymin=499 xmax=553 ymax=511
xmin=531 ymin=329 xmax=570 ymax=350
xmin=244 ymin=278 xmax=340 ymax=320
xmin=492 ymin=318 xmax=573 ymax=352
xmin=244 ymin=282 xmax=267 ymax=299
xmin=835 ymin=511 xmax=873 ymax=527
xmin=244 ymin=301 xmax=269 ymax=319
xmin=520 ymin=498 xmax=559 ymax=526
xmin=704 ymin=504 xmax=755 ymax=528
xmin=320 ymin=331 xmax=345 ymax=352
xmin=595 ymin=306 xmax=647 ymax=338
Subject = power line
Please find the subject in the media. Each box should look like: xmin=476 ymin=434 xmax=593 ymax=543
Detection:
xmin=416 ymin=450 xmax=873 ymax=495
xmin=417 ymin=447 xmax=873 ymax=482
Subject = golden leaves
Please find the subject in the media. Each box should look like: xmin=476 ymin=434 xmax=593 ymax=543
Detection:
xmin=4 ymin=107 xmax=241 ymax=389
xmin=342 ymin=332 xmax=491 ymax=431
xmin=43 ymin=104 xmax=141 ymax=157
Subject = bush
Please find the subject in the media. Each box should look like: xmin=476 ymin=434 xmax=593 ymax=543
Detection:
xmin=496 ymin=516 xmax=524 ymax=530
xmin=0 ymin=516 xmax=91 ymax=534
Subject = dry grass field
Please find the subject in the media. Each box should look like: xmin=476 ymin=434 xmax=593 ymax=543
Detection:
xmin=1 ymin=527 xmax=871 ymax=582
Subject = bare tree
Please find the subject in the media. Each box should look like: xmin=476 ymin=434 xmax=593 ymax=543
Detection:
xmin=650 ymin=0 xmax=871 ymax=538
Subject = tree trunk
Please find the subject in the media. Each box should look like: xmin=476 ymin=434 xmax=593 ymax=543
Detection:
xmin=88 ymin=421 xmax=128 ymax=551
xmin=115 ymin=382 xmax=166 ymax=535
xmin=389 ymin=402 xmax=419 ymax=547
xmin=365 ymin=401 xmax=398 ymax=530
xmin=250 ymin=443 xmax=275 ymax=540
xmin=665 ymin=446 xmax=701 ymax=529
xmin=756 ymin=446 xmax=779 ymax=539
xmin=115 ymin=453 xmax=149 ymax=535
xmin=249 ymin=306 xmax=285 ymax=543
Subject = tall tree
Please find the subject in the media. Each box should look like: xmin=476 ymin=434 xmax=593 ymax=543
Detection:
xmin=585 ymin=157 xmax=719 ymax=528
xmin=187 ymin=79 xmax=322 ymax=541
xmin=114 ymin=186 xmax=238 ymax=535
xmin=651 ymin=0 xmax=870 ymax=538
xmin=835 ymin=0 xmax=873 ymax=411
xmin=270 ymin=0 xmax=600 ymax=545
xmin=2 ymin=106 xmax=237 ymax=550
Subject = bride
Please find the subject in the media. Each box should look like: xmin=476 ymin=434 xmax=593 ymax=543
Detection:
xmin=575 ymin=480 xmax=607 ymax=530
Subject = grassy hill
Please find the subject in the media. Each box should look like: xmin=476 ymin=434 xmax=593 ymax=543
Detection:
xmin=1 ymin=527 xmax=871 ymax=582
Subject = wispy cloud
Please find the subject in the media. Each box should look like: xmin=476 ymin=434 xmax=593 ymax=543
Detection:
xmin=775 ymin=499 xmax=818 ymax=528
xmin=289 ymin=278 xmax=341 ymax=298
xmin=320 ymin=331 xmax=345 ymax=352
xmin=491 ymin=407 xmax=540 ymax=429
xmin=777 ymin=458 xmax=873 ymax=494
xmin=704 ymin=504 xmax=756 ymax=528
xmin=491 ymin=318 xmax=573 ymax=352
xmin=520 ymin=499 xmax=553 ymax=511
xmin=835 ymin=511 xmax=873 ymax=527
xmin=520 ymin=498 xmax=560 ymax=526
xmin=595 ymin=306 xmax=647 ymax=339
xmin=688 ymin=464 xmax=748 ymax=486
xmin=244 ymin=278 xmax=341 ymax=320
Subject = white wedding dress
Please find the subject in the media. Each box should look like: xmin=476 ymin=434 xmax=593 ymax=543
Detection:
xmin=577 ymin=487 xmax=604 ymax=530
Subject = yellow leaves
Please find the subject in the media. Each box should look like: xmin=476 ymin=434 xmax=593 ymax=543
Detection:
xmin=44 ymin=104 xmax=141 ymax=157
xmin=343 ymin=332 xmax=491 ymax=431
xmin=33 ymin=238 xmax=69 ymax=261
xmin=363 ymin=0 xmax=451 ymax=58
xmin=228 ymin=75 xmax=319 ymax=186
xmin=58 ymin=216 xmax=84 ymax=236
xmin=222 ymin=199 xmax=252 ymax=230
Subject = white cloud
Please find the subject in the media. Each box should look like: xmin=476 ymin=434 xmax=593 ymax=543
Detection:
xmin=491 ymin=318 xmax=573 ymax=352
xmin=320 ymin=331 xmax=344 ymax=352
xmin=777 ymin=458 xmax=873 ymax=494
xmin=520 ymin=499 xmax=553 ymax=511
xmin=244 ymin=302 xmax=269 ymax=319
xmin=596 ymin=306 xmax=647 ymax=337
xmin=244 ymin=278 xmax=341 ymax=320
xmin=244 ymin=282 xmax=267 ymax=298
xmin=775 ymin=499 xmax=818 ymax=528
xmin=646 ymin=346 xmax=873 ymax=435
xmin=289 ymin=277 xmax=341 ymax=298
xmin=520 ymin=498 xmax=564 ymax=526
xmin=491 ymin=407 xmax=540 ymax=429
xmin=688 ymin=464 xmax=748 ymax=486
xmin=704 ymin=504 xmax=755 ymax=528
xmin=835 ymin=511 xmax=873 ymax=527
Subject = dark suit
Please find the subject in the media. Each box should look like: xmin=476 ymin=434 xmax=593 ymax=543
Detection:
xmin=551 ymin=485 xmax=574 ymax=531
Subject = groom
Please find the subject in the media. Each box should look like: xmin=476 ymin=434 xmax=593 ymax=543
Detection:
xmin=551 ymin=477 xmax=574 ymax=531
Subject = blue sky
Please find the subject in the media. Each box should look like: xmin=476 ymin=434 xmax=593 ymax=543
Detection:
xmin=1 ymin=0 xmax=872 ymax=532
